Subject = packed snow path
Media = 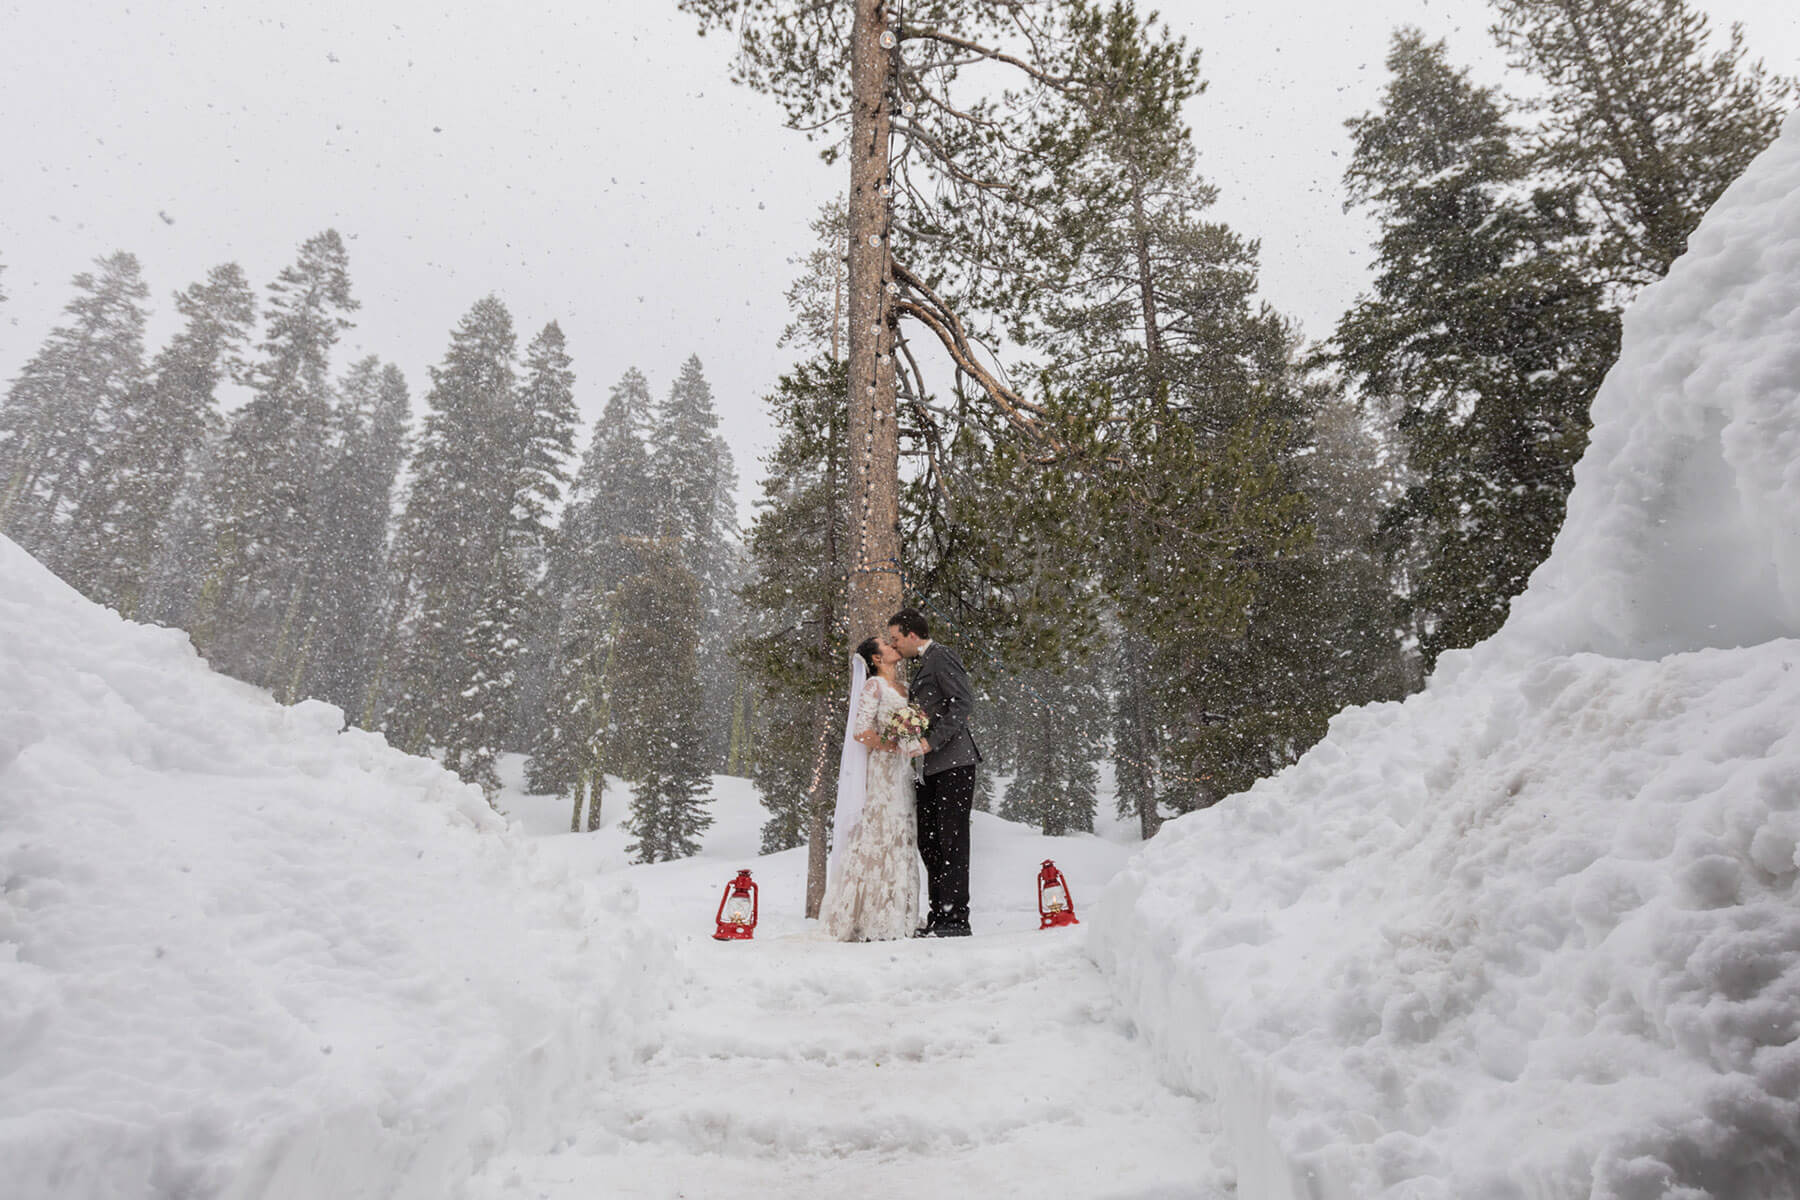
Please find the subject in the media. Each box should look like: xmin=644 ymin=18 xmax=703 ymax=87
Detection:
xmin=468 ymin=927 xmax=1232 ymax=1198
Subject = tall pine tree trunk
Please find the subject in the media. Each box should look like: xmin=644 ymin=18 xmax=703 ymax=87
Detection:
xmin=1130 ymin=178 xmax=1172 ymax=412
xmin=843 ymin=0 xmax=902 ymax=642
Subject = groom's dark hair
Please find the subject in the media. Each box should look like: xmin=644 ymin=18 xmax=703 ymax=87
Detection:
xmin=887 ymin=608 xmax=929 ymax=639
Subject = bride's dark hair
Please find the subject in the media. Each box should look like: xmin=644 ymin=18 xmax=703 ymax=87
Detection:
xmin=855 ymin=636 xmax=882 ymax=674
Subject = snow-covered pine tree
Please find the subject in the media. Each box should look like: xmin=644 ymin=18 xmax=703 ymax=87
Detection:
xmin=289 ymin=358 xmax=410 ymax=713
xmin=384 ymin=302 xmax=577 ymax=793
xmin=508 ymin=322 xmax=580 ymax=741
xmin=513 ymin=323 xmax=578 ymax=543
xmin=0 ymin=252 xmax=149 ymax=564
xmin=385 ymin=296 xmax=520 ymax=761
xmin=527 ymin=589 xmax=618 ymax=832
xmin=648 ymin=355 xmax=741 ymax=771
xmin=448 ymin=548 xmax=528 ymax=797
xmin=140 ymin=423 xmax=229 ymax=631
xmin=567 ymin=367 xmax=658 ymax=594
xmin=194 ymin=231 xmax=357 ymax=686
xmin=524 ymin=367 xmax=659 ymax=807
xmin=62 ymin=263 xmax=255 ymax=617
xmin=614 ymin=539 xmax=712 ymax=863
xmin=1334 ymin=31 xmax=1619 ymax=670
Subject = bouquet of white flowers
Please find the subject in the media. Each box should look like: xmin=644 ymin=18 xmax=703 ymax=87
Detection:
xmin=881 ymin=703 xmax=929 ymax=753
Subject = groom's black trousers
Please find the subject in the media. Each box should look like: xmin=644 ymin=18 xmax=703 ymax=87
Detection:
xmin=915 ymin=765 xmax=975 ymax=926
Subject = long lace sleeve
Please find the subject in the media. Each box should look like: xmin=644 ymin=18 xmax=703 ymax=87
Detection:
xmin=853 ymin=678 xmax=884 ymax=738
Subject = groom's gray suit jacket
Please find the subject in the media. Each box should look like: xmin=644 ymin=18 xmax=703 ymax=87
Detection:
xmin=910 ymin=642 xmax=982 ymax=776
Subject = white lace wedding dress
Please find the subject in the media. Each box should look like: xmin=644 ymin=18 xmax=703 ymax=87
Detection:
xmin=820 ymin=677 xmax=921 ymax=942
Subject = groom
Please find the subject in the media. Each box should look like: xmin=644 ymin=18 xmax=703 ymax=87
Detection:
xmin=887 ymin=608 xmax=982 ymax=938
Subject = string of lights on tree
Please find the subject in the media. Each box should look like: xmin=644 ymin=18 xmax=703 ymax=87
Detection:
xmin=834 ymin=0 xmax=1218 ymax=805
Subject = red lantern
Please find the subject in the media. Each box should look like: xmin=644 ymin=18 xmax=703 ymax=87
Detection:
xmin=1037 ymin=859 xmax=1079 ymax=929
xmin=713 ymin=869 xmax=759 ymax=940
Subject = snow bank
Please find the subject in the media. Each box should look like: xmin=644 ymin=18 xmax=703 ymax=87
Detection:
xmin=1494 ymin=108 xmax=1800 ymax=666
xmin=0 ymin=539 xmax=670 ymax=1200
xmin=1093 ymin=107 xmax=1800 ymax=1199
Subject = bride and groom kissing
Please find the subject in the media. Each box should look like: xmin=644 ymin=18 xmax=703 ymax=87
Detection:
xmin=820 ymin=609 xmax=981 ymax=942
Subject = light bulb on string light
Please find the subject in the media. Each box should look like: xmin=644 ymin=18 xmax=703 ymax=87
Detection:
xmin=880 ymin=30 xmax=897 ymax=49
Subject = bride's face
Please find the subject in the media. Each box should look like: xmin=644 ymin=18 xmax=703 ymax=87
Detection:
xmin=878 ymin=640 xmax=902 ymax=670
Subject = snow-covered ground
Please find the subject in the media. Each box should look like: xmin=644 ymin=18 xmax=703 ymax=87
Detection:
xmin=479 ymin=763 xmax=1229 ymax=1198
xmin=0 ymin=543 xmax=669 ymax=1200
xmin=9 ymin=106 xmax=1798 ymax=1200
xmin=1092 ymin=107 xmax=1800 ymax=1198
xmin=2 ymin=535 xmax=1209 ymax=1198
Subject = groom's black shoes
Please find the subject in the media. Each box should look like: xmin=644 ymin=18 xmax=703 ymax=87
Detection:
xmin=916 ymin=917 xmax=971 ymax=938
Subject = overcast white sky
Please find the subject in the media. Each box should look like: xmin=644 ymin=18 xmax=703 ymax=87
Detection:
xmin=3 ymin=0 xmax=1795 ymax=522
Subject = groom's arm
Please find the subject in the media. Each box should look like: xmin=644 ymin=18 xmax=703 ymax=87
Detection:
xmin=924 ymin=656 xmax=975 ymax=752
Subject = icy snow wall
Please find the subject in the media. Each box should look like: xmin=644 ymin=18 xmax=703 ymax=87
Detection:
xmin=0 ymin=539 xmax=669 ymax=1200
xmin=1094 ymin=107 xmax=1800 ymax=1200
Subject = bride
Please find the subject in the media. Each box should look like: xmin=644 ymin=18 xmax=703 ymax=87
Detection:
xmin=819 ymin=635 xmax=921 ymax=942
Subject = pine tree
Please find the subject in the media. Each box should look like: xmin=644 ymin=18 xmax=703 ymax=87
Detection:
xmin=738 ymin=359 xmax=849 ymax=905
xmin=449 ymin=550 xmax=528 ymax=797
xmin=509 ymin=323 xmax=582 ymax=740
xmin=1334 ymin=31 xmax=1620 ymax=669
xmin=525 ymin=366 xmax=658 ymax=810
xmin=512 ymin=323 xmax=579 ymax=559
xmin=648 ymin=355 xmax=740 ymax=769
xmin=383 ymin=300 xmax=577 ymax=791
xmin=292 ymin=358 xmax=410 ymax=713
xmin=1016 ymin=7 xmax=1329 ymax=823
xmin=140 ymin=424 xmax=228 ymax=630
xmin=528 ymin=589 xmax=619 ymax=832
xmin=1097 ymin=407 xmax=1315 ymax=814
xmin=62 ymin=263 xmax=255 ymax=616
xmin=614 ymin=540 xmax=713 ymax=862
xmin=563 ymin=367 xmax=658 ymax=594
xmin=679 ymin=0 xmax=1099 ymax=643
xmin=1490 ymin=0 xmax=1796 ymax=287
xmin=649 ymin=355 xmax=736 ymax=568
xmin=196 ymin=230 xmax=358 ymax=685
xmin=0 ymin=252 xmax=149 ymax=562
xmin=386 ymin=297 xmax=519 ymax=762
